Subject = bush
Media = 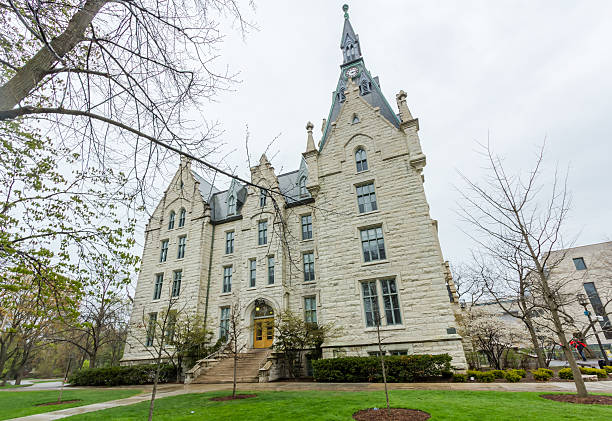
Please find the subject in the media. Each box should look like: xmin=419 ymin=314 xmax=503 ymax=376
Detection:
xmin=68 ymin=364 xmax=177 ymax=386
xmin=453 ymin=373 xmax=467 ymax=382
xmin=531 ymin=368 xmax=553 ymax=381
xmin=603 ymin=366 xmax=612 ymax=374
xmin=465 ymin=370 xmax=495 ymax=382
xmin=559 ymin=368 xmax=573 ymax=380
xmin=504 ymin=370 xmax=522 ymax=382
xmin=312 ymin=354 xmax=452 ymax=383
xmin=579 ymin=367 xmax=608 ymax=379
xmin=513 ymin=369 xmax=526 ymax=378
xmin=490 ymin=369 xmax=505 ymax=379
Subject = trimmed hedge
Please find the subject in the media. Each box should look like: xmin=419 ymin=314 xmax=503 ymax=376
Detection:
xmin=558 ymin=366 xmax=608 ymax=380
xmin=68 ymin=364 xmax=177 ymax=386
xmin=504 ymin=370 xmax=521 ymax=382
xmin=312 ymin=354 xmax=451 ymax=383
xmin=559 ymin=367 xmax=573 ymax=380
xmin=604 ymin=366 xmax=612 ymax=374
xmin=532 ymin=368 xmax=553 ymax=381
xmin=453 ymin=373 xmax=467 ymax=382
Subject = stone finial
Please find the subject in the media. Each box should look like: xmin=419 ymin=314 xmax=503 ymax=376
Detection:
xmin=259 ymin=153 xmax=270 ymax=166
xmin=305 ymin=121 xmax=316 ymax=153
xmin=343 ymin=4 xmax=349 ymax=19
xmin=180 ymin=154 xmax=192 ymax=168
xmin=321 ymin=118 xmax=327 ymax=133
xmin=396 ymin=90 xmax=413 ymax=122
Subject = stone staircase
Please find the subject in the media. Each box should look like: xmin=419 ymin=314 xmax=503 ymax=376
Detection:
xmin=192 ymin=348 xmax=271 ymax=384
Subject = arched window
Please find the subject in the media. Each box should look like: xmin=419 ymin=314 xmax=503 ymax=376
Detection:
xmin=299 ymin=176 xmax=307 ymax=197
xmin=355 ymin=148 xmax=368 ymax=172
xmin=228 ymin=195 xmax=236 ymax=215
xmin=253 ymin=302 xmax=274 ymax=319
xmin=168 ymin=211 xmax=175 ymax=230
xmin=178 ymin=208 xmax=186 ymax=227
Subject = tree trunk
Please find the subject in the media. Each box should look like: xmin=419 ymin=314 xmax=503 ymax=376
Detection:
xmin=0 ymin=0 xmax=107 ymax=111
xmin=232 ymin=342 xmax=237 ymax=398
xmin=376 ymin=321 xmax=390 ymax=413
xmin=524 ymin=318 xmax=547 ymax=368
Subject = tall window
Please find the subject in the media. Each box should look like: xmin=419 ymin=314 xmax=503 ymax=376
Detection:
xmin=153 ymin=273 xmax=163 ymax=300
xmin=573 ymin=257 xmax=587 ymax=270
xmin=225 ymin=231 xmax=234 ymax=254
xmin=303 ymin=252 xmax=315 ymax=282
xmin=160 ymin=240 xmax=169 ymax=262
xmin=584 ymin=282 xmax=612 ymax=339
xmin=168 ymin=211 xmax=175 ymax=229
xmin=249 ymin=259 xmax=257 ymax=287
xmin=165 ymin=310 xmax=177 ymax=344
xmin=228 ymin=195 xmax=236 ymax=215
xmin=219 ymin=307 xmax=230 ymax=340
xmin=360 ymin=227 xmax=386 ymax=262
xmin=381 ymin=279 xmax=401 ymax=325
xmin=362 ymin=281 xmax=380 ymax=327
xmin=177 ymin=236 xmax=186 ymax=259
xmin=356 ymin=183 xmax=377 ymax=213
xmin=223 ymin=266 xmax=232 ymax=293
xmin=146 ymin=313 xmax=157 ymax=346
xmin=260 ymin=189 xmax=267 ymax=207
xmin=172 ymin=270 xmax=182 ymax=297
xmin=258 ymin=221 xmax=268 ymax=245
xmin=355 ymin=148 xmax=368 ymax=172
xmin=299 ymin=176 xmax=307 ymax=196
xmin=178 ymin=208 xmax=186 ymax=227
xmin=304 ymin=296 xmax=317 ymax=324
xmin=268 ymin=256 xmax=275 ymax=284
xmin=301 ymin=215 xmax=312 ymax=240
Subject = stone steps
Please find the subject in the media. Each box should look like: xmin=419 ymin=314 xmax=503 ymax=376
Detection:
xmin=193 ymin=348 xmax=270 ymax=384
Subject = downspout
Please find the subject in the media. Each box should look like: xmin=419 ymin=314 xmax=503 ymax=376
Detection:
xmin=203 ymin=222 xmax=215 ymax=327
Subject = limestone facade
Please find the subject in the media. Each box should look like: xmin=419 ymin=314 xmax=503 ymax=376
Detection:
xmin=122 ymin=9 xmax=467 ymax=370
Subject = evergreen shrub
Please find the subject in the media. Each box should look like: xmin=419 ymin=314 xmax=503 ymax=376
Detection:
xmin=68 ymin=364 xmax=176 ymax=386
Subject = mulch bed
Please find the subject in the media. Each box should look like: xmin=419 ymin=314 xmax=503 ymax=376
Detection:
xmin=209 ymin=394 xmax=257 ymax=401
xmin=540 ymin=394 xmax=612 ymax=405
xmin=353 ymin=408 xmax=431 ymax=420
xmin=35 ymin=400 xmax=81 ymax=406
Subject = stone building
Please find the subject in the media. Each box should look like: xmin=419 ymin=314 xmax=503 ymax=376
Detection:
xmin=122 ymin=7 xmax=467 ymax=373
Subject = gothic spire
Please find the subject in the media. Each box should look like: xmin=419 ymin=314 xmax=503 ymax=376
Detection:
xmin=340 ymin=5 xmax=361 ymax=64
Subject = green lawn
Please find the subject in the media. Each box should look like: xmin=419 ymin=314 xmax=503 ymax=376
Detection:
xmin=0 ymin=389 xmax=142 ymax=420
xmin=64 ymin=390 xmax=612 ymax=421
xmin=0 ymin=383 xmax=32 ymax=389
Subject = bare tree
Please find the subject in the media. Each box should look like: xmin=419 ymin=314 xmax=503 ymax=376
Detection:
xmin=457 ymin=142 xmax=589 ymax=396
xmin=225 ymin=300 xmax=246 ymax=398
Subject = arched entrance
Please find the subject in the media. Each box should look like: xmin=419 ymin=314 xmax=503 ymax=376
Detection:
xmin=252 ymin=299 xmax=274 ymax=348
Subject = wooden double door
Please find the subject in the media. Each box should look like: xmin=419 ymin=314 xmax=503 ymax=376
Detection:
xmin=253 ymin=317 xmax=274 ymax=348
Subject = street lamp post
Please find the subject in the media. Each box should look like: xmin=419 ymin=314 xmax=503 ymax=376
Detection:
xmin=577 ymin=293 xmax=610 ymax=366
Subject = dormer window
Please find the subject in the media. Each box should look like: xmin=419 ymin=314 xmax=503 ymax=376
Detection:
xmin=355 ymin=148 xmax=368 ymax=172
xmin=228 ymin=195 xmax=236 ymax=215
xmin=299 ymin=176 xmax=307 ymax=197
xmin=168 ymin=211 xmax=175 ymax=230
xmin=178 ymin=208 xmax=186 ymax=227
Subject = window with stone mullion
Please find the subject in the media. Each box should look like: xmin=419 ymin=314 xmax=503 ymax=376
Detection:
xmin=160 ymin=240 xmax=169 ymax=262
xmin=301 ymin=215 xmax=312 ymax=240
xmin=258 ymin=221 xmax=267 ymax=245
xmin=177 ymin=236 xmax=186 ymax=259
xmin=356 ymin=183 xmax=377 ymax=213
xmin=172 ymin=270 xmax=182 ymax=297
xmin=362 ymin=281 xmax=380 ymax=327
xmin=223 ymin=266 xmax=232 ymax=293
xmin=220 ymin=307 xmax=230 ymax=340
xmin=225 ymin=231 xmax=234 ymax=254
xmin=146 ymin=312 xmax=157 ymax=346
xmin=303 ymin=252 xmax=315 ymax=282
xmin=249 ymin=259 xmax=256 ymax=287
xmin=304 ymin=296 xmax=317 ymax=324
xmin=153 ymin=274 xmax=163 ymax=300
xmin=381 ymin=278 xmax=401 ymax=325
xmin=267 ymin=256 xmax=275 ymax=284
xmin=360 ymin=227 xmax=386 ymax=262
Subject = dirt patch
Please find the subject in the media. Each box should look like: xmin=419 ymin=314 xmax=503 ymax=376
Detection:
xmin=540 ymin=394 xmax=612 ymax=405
xmin=209 ymin=394 xmax=257 ymax=401
xmin=353 ymin=408 xmax=431 ymax=420
xmin=35 ymin=400 xmax=81 ymax=407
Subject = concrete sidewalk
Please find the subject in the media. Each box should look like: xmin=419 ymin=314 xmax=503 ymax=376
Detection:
xmin=7 ymin=380 xmax=612 ymax=420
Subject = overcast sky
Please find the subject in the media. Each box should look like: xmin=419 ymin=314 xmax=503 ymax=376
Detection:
xmin=183 ymin=0 xmax=612 ymax=266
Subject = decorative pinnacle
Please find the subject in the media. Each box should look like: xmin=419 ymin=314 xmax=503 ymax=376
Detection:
xmin=306 ymin=121 xmax=314 ymax=132
xmin=343 ymin=4 xmax=349 ymax=19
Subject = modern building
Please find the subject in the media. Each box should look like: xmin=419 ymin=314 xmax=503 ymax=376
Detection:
xmin=122 ymin=6 xmax=467 ymax=372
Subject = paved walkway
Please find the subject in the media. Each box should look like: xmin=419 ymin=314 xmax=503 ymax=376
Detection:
xmin=7 ymin=381 xmax=612 ymax=420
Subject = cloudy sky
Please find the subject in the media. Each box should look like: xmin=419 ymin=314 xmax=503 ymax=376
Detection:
xmin=191 ymin=0 xmax=612 ymax=265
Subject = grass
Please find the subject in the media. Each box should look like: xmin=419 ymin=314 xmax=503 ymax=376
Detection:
xmin=0 ymin=383 xmax=32 ymax=389
xmin=63 ymin=390 xmax=612 ymax=421
xmin=0 ymin=389 xmax=142 ymax=420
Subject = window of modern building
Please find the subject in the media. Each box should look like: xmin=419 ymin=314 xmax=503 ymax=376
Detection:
xmin=160 ymin=239 xmax=169 ymax=262
xmin=225 ymin=231 xmax=234 ymax=254
xmin=153 ymin=273 xmax=163 ymax=300
xmin=381 ymin=278 xmax=401 ymax=325
xmin=260 ymin=189 xmax=267 ymax=207
xmin=583 ymin=282 xmax=612 ymax=339
xmin=304 ymin=296 xmax=317 ymax=324
xmin=299 ymin=176 xmax=308 ymax=197
xmin=228 ymin=195 xmax=236 ymax=215
xmin=178 ymin=208 xmax=186 ymax=227
xmin=219 ymin=307 xmax=230 ymax=340
xmin=303 ymin=252 xmax=315 ymax=282
xmin=355 ymin=148 xmax=368 ymax=172
xmin=268 ymin=256 xmax=275 ymax=284
xmin=165 ymin=310 xmax=177 ymax=344
xmin=223 ymin=266 xmax=232 ymax=293
xmin=177 ymin=236 xmax=186 ymax=259
xmin=301 ymin=214 xmax=313 ymax=240
xmin=389 ymin=350 xmax=408 ymax=356
xmin=573 ymin=257 xmax=587 ymax=270
xmin=146 ymin=312 xmax=157 ymax=346
xmin=360 ymin=227 xmax=386 ymax=262
xmin=172 ymin=270 xmax=182 ymax=297
xmin=258 ymin=221 xmax=268 ymax=245
xmin=249 ymin=259 xmax=257 ymax=287
xmin=356 ymin=183 xmax=377 ymax=213
xmin=362 ymin=281 xmax=380 ymax=327
xmin=168 ymin=211 xmax=175 ymax=230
